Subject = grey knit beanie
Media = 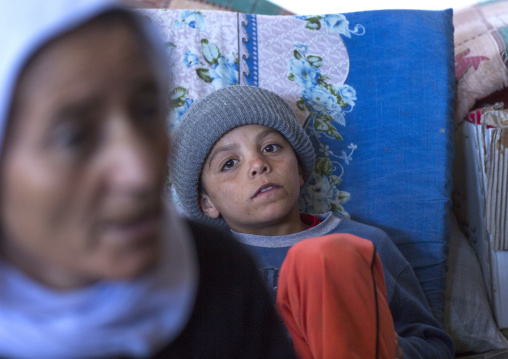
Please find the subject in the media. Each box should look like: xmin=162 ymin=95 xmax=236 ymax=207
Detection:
xmin=170 ymin=85 xmax=315 ymax=227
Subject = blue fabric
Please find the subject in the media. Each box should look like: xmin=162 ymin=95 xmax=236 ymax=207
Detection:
xmin=144 ymin=8 xmax=455 ymax=324
xmin=334 ymin=10 xmax=455 ymax=324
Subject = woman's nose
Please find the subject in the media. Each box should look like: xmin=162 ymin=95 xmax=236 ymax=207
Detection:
xmin=113 ymin=141 xmax=154 ymax=187
xmin=105 ymin=118 xmax=167 ymax=191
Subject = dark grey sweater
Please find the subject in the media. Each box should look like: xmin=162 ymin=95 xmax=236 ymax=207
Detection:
xmin=149 ymin=220 xmax=296 ymax=359
xmin=234 ymin=212 xmax=455 ymax=359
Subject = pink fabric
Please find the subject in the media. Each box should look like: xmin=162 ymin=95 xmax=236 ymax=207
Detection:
xmin=454 ymin=1 xmax=508 ymax=125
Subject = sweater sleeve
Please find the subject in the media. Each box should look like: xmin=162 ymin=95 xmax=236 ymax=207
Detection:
xmin=389 ymin=265 xmax=454 ymax=359
xmin=375 ymin=236 xmax=454 ymax=359
xmin=336 ymin=220 xmax=454 ymax=359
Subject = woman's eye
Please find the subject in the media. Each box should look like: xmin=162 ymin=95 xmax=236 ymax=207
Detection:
xmin=53 ymin=124 xmax=89 ymax=149
xmin=221 ymin=159 xmax=238 ymax=171
xmin=263 ymin=144 xmax=281 ymax=153
xmin=61 ymin=129 xmax=87 ymax=147
xmin=134 ymin=101 xmax=160 ymax=123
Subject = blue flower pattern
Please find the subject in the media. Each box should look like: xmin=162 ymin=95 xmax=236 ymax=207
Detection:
xmin=293 ymin=15 xmax=364 ymax=218
xmin=296 ymin=14 xmax=365 ymax=37
xmin=172 ymin=11 xmax=206 ymax=31
xmin=289 ymin=57 xmax=320 ymax=88
xmin=183 ymin=50 xmax=199 ymax=68
xmin=323 ymin=14 xmax=365 ymax=38
xmin=168 ymin=12 xmax=239 ymax=127
xmin=168 ymin=87 xmax=194 ymax=128
xmin=209 ymin=56 xmax=239 ymax=89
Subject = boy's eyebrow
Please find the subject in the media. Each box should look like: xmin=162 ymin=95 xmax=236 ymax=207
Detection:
xmin=207 ymin=143 xmax=238 ymax=168
xmin=256 ymin=128 xmax=281 ymax=141
xmin=206 ymin=127 xmax=282 ymax=168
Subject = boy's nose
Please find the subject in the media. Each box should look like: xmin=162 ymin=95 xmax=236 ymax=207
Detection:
xmin=249 ymin=157 xmax=270 ymax=178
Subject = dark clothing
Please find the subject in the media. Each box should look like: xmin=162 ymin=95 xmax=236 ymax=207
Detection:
xmin=151 ymin=220 xmax=296 ymax=359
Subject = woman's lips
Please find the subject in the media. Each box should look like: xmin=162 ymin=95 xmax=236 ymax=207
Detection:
xmin=102 ymin=211 xmax=162 ymax=244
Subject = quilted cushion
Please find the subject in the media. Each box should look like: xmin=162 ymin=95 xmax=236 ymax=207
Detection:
xmin=142 ymin=8 xmax=455 ymax=323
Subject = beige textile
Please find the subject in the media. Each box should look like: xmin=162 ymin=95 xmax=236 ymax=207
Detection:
xmin=483 ymin=110 xmax=508 ymax=250
xmin=454 ymin=1 xmax=508 ymax=125
xmin=123 ymin=0 xmax=293 ymax=13
xmin=123 ymin=0 xmax=228 ymax=10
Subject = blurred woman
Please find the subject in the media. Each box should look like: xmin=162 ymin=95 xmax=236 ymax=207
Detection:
xmin=0 ymin=1 xmax=295 ymax=358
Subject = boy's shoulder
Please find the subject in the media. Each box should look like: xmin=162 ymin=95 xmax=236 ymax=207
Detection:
xmin=334 ymin=217 xmax=391 ymax=241
xmin=331 ymin=216 xmax=410 ymax=270
xmin=313 ymin=212 xmax=390 ymax=241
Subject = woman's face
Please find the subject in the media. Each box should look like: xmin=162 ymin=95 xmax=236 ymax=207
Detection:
xmin=0 ymin=15 xmax=169 ymax=289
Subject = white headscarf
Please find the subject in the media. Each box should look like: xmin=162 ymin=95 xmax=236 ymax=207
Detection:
xmin=0 ymin=1 xmax=198 ymax=357
xmin=0 ymin=205 xmax=198 ymax=359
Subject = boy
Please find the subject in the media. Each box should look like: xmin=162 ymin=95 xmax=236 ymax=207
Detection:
xmin=170 ymin=85 xmax=454 ymax=359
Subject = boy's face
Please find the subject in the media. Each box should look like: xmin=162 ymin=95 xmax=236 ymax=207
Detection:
xmin=0 ymin=16 xmax=169 ymax=288
xmin=200 ymin=124 xmax=305 ymax=235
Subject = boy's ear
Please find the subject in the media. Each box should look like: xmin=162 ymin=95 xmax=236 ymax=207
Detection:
xmin=298 ymin=164 xmax=305 ymax=187
xmin=199 ymin=194 xmax=220 ymax=219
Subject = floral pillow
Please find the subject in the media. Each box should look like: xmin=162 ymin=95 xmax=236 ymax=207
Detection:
xmin=141 ymin=8 xmax=455 ymax=324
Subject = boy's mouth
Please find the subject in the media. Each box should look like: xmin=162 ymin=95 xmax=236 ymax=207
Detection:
xmin=252 ymin=183 xmax=281 ymax=198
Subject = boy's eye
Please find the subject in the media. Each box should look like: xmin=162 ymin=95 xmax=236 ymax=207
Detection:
xmin=221 ymin=159 xmax=238 ymax=171
xmin=262 ymin=144 xmax=281 ymax=153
